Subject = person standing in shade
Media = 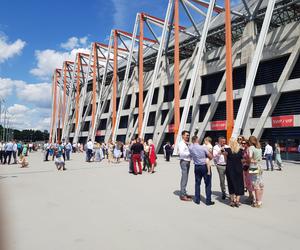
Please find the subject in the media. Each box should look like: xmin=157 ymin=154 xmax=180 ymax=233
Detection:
xmin=224 ymin=138 xmax=244 ymax=207
xmin=86 ymin=139 xmax=94 ymax=162
xmin=164 ymin=142 xmax=172 ymax=162
xmin=213 ymin=137 xmax=229 ymax=200
xmin=131 ymin=138 xmax=144 ymax=175
xmin=177 ymin=130 xmax=192 ymax=201
xmin=274 ymin=143 xmax=282 ymax=171
xmin=189 ymin=136 xmax=214 ymax=206
xmin=264 ymin=141 xmax=274 ymax=171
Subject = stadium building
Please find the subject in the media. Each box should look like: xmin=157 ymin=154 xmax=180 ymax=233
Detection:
xmin=50 ymin=0 xmax=300 ymax=160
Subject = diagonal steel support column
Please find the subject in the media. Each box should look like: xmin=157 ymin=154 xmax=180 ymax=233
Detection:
xmin=140 ymin=0 xmax=174 ymax=138
xmin=253 ymin=35 xmax=300 ymax=139
xmin=89 ymin=31 xmax=114 ymax=142
xmin=173 ymin=0 xmax=216 ymax=154
xmin=232 ymin=0 xmax=276 ymax=138
xmin=112 ymin=14 xmax=139 ymax=141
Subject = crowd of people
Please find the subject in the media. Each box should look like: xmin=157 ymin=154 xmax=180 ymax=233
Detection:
xmin=3 ymin=129 xmax=299 ymax=210
xmin=0 ymin=140 xmax=30 ymax=168
xmin=176 ymin=131 xmax=287 ymax=208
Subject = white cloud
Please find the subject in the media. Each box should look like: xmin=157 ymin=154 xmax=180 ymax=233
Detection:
xmin=15 ymin=82 xmax=52 ymax=108
xmin=6 ymin=104 xmax=51 ymax=131
xmin=0 ymin=77 xmax=26 ymax=99
xmin=30 ymin=47 xmax=90 ymax=80
xmin=0 ymin=77 xmax=52 ymax=108
xmin=60 ymin=36 xmax=89 ymax=50
xmin=0 ymin=34 xmax=26 ymax=63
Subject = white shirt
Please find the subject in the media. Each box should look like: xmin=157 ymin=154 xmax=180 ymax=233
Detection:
xmin=13 ymin=143 xmax=18 ymax=152
xmin=87 ymin=141 xmax=93 ymax=150
xmin=0 ymin=143 xmax=4 ymax=151
xmin=264 ymin=144 xmax=273 ymax=156
xmin=178 ymin=140 xmax=191 ymax=162
xmin=213 ymin=144 xmax=229 ymax=165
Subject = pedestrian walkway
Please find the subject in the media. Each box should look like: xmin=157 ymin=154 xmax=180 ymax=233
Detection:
xmin=0 ymin=151 xmax=300 ymax=250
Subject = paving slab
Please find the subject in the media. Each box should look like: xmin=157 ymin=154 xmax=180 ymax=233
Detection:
xmin=0 ymin=151 xmax=300 ymax=250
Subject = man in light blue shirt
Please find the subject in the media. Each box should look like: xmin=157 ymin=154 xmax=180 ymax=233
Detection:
xmin=189 ymin=136 xmax=214 ymax=206
xmin=4 ymin=141 xmax=14 ymax=164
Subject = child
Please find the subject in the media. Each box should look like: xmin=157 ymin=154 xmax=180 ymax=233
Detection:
xmin=203 ymin=137 xmax=213 ymax=175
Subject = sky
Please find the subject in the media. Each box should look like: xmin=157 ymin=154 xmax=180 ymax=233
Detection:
xmin=0 ymin=0 xmax=240 ymax=131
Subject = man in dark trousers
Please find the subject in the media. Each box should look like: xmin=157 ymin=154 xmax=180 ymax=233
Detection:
xmin=165 ymin=141 xmax=172 ymax=161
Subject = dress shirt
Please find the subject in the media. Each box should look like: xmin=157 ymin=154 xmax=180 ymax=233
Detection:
xmin=5 ymin=142 xmax=14 ymax=151
xmin=264 ymin=144 xmax=273 ymax=156
xmin=178 ymin=140 xmax=191 ymax=162
xmin=13 ymin=143 xmax=18 ymax=152
xmin=189 ymin=144 xmax=209 ymax=165
xmin=213 ymin=144 xmax=228 ymax=165
xmin=87 ymin=141 xmax=94 ymax=150
xmin=0 ymin=143 xmax=4 ymax=151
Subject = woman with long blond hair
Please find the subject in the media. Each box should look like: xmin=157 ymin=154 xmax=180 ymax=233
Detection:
xmin=248 ymin=136 xmax=264 ymax=208
xmin=224 ymin=138 xmax=244 ymax=207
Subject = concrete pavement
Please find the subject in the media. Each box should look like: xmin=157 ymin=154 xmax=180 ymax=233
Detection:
xmin=1 ymin=151 xmax=300 ymax=250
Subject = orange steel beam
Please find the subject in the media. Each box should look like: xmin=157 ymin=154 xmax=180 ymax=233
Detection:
xmin=75 ymin=55 xmax=81 ymax=130
xmin=138 ymin=14 xmax=144 ymax=136
xmin=142 ymin=12 xmax=186 ymax=31
xmin=225 ymin=0 xmax=234 ymax=141
xmin=116 ymin=29 xmax=157 ymax=44
xmin=112 ymin=30 xmax=118 ymax=137
xmin=190 ymin=0 xmax=223 ymax=13
xmin=174 ymin=0 xmax=180 ymax=142
xmin=91 ymin=43 xmax=97 ymax=129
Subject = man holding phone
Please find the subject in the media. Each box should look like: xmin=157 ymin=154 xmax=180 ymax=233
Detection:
xmin=213 ymin=137 xmax=229 ymax=200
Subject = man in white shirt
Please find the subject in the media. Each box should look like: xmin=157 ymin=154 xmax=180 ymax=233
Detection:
xmin=12 ymin=140 xmax=18 ymax=164
xmin=177 ymin=130 xmax=192 ymax=201
xmin=264 ymin=142 xmax=274 ymax=171
xmin=86 ymin=139 xmax=94 ymax=162
xmin=213 ymin=137 xmax=228 ymax=200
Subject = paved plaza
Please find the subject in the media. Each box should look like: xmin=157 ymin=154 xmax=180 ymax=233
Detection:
xmin=1 ymin=151 xmax=300 ymax=250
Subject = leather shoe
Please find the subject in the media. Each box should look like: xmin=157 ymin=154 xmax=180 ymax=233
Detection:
xmin=206 ymin=201 xmax=215 ymax=206
xmin=180 ymin=196 xmax=192 ymax=201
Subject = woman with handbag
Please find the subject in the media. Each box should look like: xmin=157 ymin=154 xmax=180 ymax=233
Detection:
xmin=248 ymin=136 xmax=264 ymax=208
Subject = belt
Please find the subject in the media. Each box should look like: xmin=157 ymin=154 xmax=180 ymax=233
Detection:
xmin=217 ymin=164 xmax=226 ymax=166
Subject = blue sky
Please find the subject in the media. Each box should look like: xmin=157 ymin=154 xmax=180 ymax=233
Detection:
xmin=0 ymin=0 xmax=240 ymax=131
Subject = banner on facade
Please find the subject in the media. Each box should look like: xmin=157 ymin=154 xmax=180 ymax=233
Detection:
xmin=96 ymin=130 xmax=102 ymax=136
xmin=272 ymin=115 xmax=294 ymax=128
xmin=168 ymin=124 xmax=175 ymax=133
xmin=211 ymin=120 xmax=226 ymax=131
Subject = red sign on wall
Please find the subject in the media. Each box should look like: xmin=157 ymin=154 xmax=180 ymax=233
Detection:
xmin=211 ymin=120 xmax=226 ymax=131
xmin=96 ymin=130 xmax=102 ymax=136
xmin=272 ymin=115 xmax=294 ymax=128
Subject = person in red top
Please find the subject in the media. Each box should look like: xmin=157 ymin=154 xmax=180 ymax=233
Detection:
xmin=148 ymin=139 xmax=157 ymax=173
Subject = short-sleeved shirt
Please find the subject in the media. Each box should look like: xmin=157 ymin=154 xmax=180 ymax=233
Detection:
xmin=189 ymin=144 xmax=209 ymax=165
